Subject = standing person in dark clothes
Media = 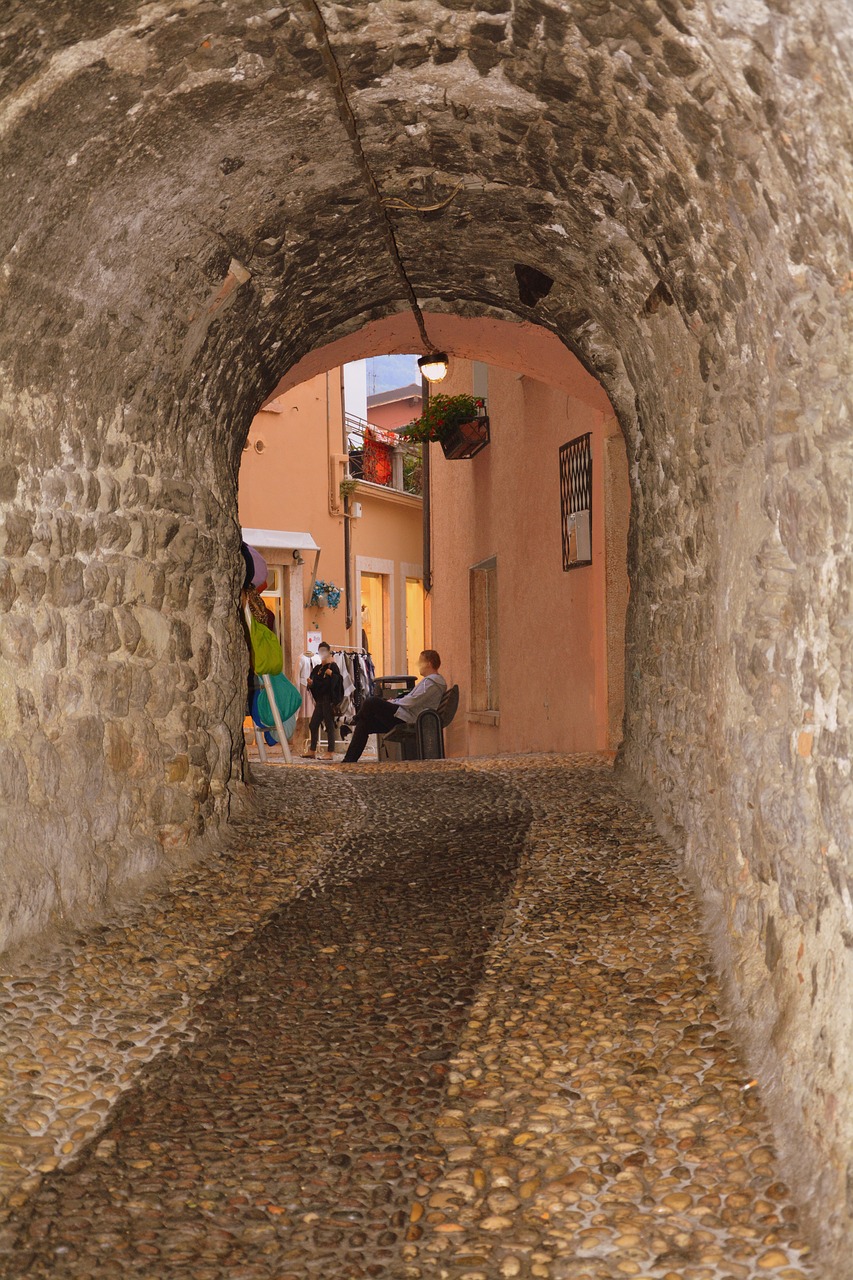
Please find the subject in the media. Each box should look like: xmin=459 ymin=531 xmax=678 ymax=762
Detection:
xmin=341 ymin=650 xmax=445 ymax=764
xmin=304 ymin=643 xmax=344 ymax=759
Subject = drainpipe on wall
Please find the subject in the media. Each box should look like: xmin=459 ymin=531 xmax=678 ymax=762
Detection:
xmin=344 ymin=495 xmax=353 ymax=631
xmin=340 ymin=368 xmax=354 ymax=633
xmin=326 ymin=368 xmax=333 ymax=496
xmin=422 ymin=374 xmax=432 ymax=594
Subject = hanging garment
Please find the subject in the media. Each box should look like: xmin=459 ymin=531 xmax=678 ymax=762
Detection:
xmin=248 ymin=615 xmax=283 ymax=676
xmin=240 ymin=542 xmax=254 ymax=590
xmin=297 ymin=652 xmax=320 ymax=718
xmin=339 ymin=653 xmax=356 ymax=701
xmin=245 ymin=545 xmax=268 ymax=588
xmin=331 ymin=652 xmax=356 ymax=723
xmin=354 ymin=653 xmax=369 ymax=701
xmin=363 ymin=427 xmax=394 ymax=486
xmin=251 ymin=672 xmax=301 ymax=739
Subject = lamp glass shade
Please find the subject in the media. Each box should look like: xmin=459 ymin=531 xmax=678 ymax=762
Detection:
xmin=417 ymin=352 xmax=449 ymax=383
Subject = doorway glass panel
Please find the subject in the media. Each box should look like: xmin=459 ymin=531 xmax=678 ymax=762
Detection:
xmin=406 ymin=578 xmax=425 ymax=677
xmin=360 ymin=572 xmax=386 ymax=674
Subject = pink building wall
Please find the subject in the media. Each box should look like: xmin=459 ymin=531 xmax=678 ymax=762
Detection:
xmin=367 ymin=393 xmax=422 ymax=433
xmin=430 ymin=358 xmax=629 ymax=758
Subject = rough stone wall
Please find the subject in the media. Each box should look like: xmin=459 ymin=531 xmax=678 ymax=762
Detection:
xmin=1 ymin=0 xmax=852 ymax=1265
xmin=0 ymin=379 xmax=251 ymax=947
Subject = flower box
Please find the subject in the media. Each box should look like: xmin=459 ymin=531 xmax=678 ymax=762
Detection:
xmin=401 ymin=394 xmax=489 ymax=458
xmin=439 ymin=415 xmax=490 ymax=460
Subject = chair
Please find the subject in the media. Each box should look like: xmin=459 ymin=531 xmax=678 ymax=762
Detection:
xmin=379 ymin=684 xmax=460 ymax=761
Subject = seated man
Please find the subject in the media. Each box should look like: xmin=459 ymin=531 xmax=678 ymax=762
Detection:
xmin=341 ymin=650 xmax=446 ymax=764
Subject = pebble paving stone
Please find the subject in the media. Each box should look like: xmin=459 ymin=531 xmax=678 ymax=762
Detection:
xmin=0 ymin=756 xmax=819 ymax=1279
xmin=0 ymin=770 xmax=353 ymax=1222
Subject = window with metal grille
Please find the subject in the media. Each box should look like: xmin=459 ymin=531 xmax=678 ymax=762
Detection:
xmin=559 ymin=433 xmax=593 ymax=571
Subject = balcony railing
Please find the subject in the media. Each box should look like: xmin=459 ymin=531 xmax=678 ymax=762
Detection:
xmin=345 ymin=412 xmax=423 ymax=497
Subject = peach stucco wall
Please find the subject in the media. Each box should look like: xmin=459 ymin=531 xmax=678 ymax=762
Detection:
xmin=430 ymin=358 xmax=628 ymax=758
xmin=347 ymin=483 xmax=424 ymax=675
xmin=264 ymin=312 xmax=599 ymax=406
xmin=238 ymin=370 xmax=423 ymax=679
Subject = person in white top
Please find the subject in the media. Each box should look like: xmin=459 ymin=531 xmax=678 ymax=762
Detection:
xmin=341 ymin=651 xmax=446 ymax=763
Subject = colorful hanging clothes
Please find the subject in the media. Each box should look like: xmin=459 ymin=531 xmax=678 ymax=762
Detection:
xmin=297 ymin=652 xmax=320 ymax=718
xmin=251 ymin=672 xmax=301 ymax=738
xmin=363 ymin=426 xmax=396 ymax=486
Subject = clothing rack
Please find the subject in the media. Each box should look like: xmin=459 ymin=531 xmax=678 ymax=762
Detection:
xmin=299 ymin=645 xmax=369 ymax=667
xmin=303 ymin=645 xmax=375 ymax=759
xmin=302 ymin=645 xmax=368 ymax=656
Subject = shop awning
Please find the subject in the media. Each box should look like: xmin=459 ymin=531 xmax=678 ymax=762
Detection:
xmin=242 ymin=528 xmax=322 ymax=607
xmin=241 ymin=528 xmax=320 ymax=552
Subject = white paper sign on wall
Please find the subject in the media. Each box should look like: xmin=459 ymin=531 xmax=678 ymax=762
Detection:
xmin=567 ymin=509 xmax=591 ymax=563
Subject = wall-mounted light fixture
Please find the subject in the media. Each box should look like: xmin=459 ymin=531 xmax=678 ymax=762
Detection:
xmin=292 ymin=548 xmax=305 ymax=566
xmin=417 ymin=352 xmax=449 ymax=383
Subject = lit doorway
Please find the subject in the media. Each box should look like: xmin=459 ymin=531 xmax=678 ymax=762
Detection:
xmin=360 ymin=571 xmax=387 ymax=675
xmin=405 ymin=577 xmax=425 ymax=677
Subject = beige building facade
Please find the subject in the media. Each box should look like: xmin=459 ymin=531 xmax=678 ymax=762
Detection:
xmin=238 ymin=368 xmax=426 ymax=684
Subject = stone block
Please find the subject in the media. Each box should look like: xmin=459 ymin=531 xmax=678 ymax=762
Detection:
xmin=0 ymin=465 xmax=19 ymax=502
xmin=0 ymin=514 xmax=34 ymax=558
xmin=0 ymin=745 xmax=30 ymax=805
xmin=0 ymin=560 xmax=16 ymax=613
xmin=134 ymin=606 xmax=173 ymax=659
xmin=0 ymin=615 xmax=37 ymax=666
xmin=47 ymin=558 xmax=84 ymax=607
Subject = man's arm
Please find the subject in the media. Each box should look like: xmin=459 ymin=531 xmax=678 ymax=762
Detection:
xmin=391 ymin=675 xmax=445 ymax=722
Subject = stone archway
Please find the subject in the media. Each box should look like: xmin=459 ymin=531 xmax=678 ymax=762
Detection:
xmin=1 ymin=1 xmax=852 ymax=1262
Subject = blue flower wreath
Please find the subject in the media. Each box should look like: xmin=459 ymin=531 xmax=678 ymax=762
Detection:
xmin=310 ymin=580 xmax=342 ymax=610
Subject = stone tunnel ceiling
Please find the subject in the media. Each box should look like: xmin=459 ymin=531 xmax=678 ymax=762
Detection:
xmin=1 ymin=0 xmax=852 ymax=1269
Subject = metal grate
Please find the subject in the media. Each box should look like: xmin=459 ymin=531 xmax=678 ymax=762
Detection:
xmin=559 ymin=433 xmax=593 ymax=571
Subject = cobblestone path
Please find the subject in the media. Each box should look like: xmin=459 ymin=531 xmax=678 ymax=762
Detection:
xmin=2 ymin=759 xmax=817 ymax=1279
